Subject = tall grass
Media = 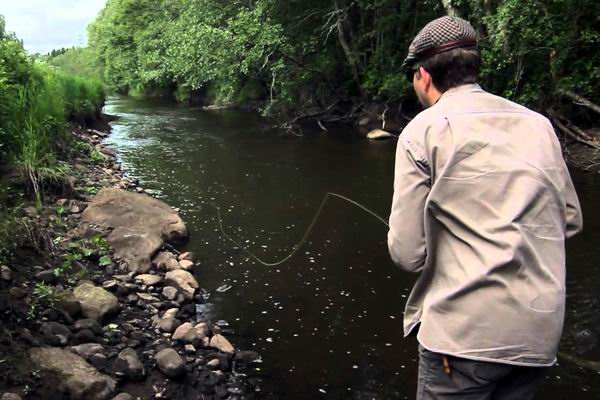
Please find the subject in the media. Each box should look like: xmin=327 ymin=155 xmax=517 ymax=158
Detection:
xmin=0 ymin=17 xmax=104 ymax=204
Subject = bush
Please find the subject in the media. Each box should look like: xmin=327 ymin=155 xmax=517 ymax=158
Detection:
xmin=0 ymin=16 xmax=104 ymax=203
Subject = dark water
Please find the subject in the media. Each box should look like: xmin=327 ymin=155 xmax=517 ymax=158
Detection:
xmin=103 ymin=96 xmax=600 ymax=399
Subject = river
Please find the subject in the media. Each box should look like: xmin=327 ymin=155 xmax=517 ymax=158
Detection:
xmin=103 ymin=96 xmax=600 ymax=399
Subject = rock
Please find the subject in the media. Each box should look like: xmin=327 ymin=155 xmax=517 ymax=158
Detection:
xmin=155 ymin=348 xmax=186 ymax=378
xmin=158 ymin=318 xmax=181 ymax=333
xmin=165 ymin=270 xmax=198 ymax=300
xmin=24 ymin=206 xmax=38 ymax=217
xmin=210 ymin=334 xmax=234 ymax=354
xmin=35 ymin=270 xmax=56 ymax=284
xmin=366 ymin=129 xmax=395 ymax=140
xmin=57 ymin=297 xmax=82 ymax=318
xmin=111 ymin=394 xmax=133 ymax=400
xmin=81 ymin=189 xmax=188 ymax=274
xmin=57 ymin=198 xmax=69 ymax=206
xmin=135 ymin=274 xmax=162 ymax=286
xmin=136 ymin=292 xmax=159 ymax=302
xmin=73 ymin=282 xmax=120 ymax=322
xmin=358 ymin=116 xmax=371 ymax=126
xmin=172 ymin=323 xmax=195 ymax=343
xmin=71 ymin=343 xmax=105 ymax=359
xmin=41 ymin=308 xmax=59 ymax=321
xmin=207 ymin=359 xmax=220 ymax=369
xmin=29 ymin=347 xmax=116 ymax=400
xmin=55 ymin=308 xmax=75 ymax=324
xmin=195 ymin=322 xmax=209 ymax=338
xmin=177 ymin=252 xmax=194 ymax=262
xmin=19 ymin=328 xmax=40 ymax=346
xmin=74 ymin=319 xmax=104 ymax=335
xmin=114 ymin=348 xmax=145 ymax=381
xmin=107 ymin=228 xmax=163 ymax=274
xmin=172 ymin=322 xmax=194 ymax=340
xmin=178 ymin=260 xmax=194 ymax=271
xmin=153 ymin=251 xmax=181 ymax=271
xmin=82 ymin=188 xmax=188 ymax=243
xmin=75 ymin=329 xmax=98 ymax=344
xmin=162 ymin=286 xmax=178 ymax=300
xmin=184 ymin=344 xmax=196 ymax=354
xmin=40 ymin=322 xmax=72 ymax=339
xmin=89 ymin=353 xmax=108 ymax=370
xmin=235 ymin=350 xmax=261 ymax=364
xmin=8 ymin=287 xmax=27 ymax=299
xmin=162 ymin=308 xmax=179 ymax=320
xmin=1 ymin=265 xmax=13 ymax=281
xmin=1 ymin=394 xmax=23 ymax=400
xmin=102 ymin=280 xmax=118 ymax=291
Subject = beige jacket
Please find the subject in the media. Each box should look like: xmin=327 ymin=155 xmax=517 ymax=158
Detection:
xmin=388 ymin=84 xmax=582 ymax=366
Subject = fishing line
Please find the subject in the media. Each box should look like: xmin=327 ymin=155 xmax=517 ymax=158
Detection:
xmin=210 ymin=192 xmax=389 ymax=267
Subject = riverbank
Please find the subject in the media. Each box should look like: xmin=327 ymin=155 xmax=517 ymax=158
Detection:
xmin=0 ymin=120 xmax=262 ymax=399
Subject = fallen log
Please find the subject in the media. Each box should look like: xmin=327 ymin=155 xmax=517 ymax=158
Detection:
xmin=558 ymin=89 xmax=600 ymax=115
xmin=548 ymin=110 xmax=600 ymax=150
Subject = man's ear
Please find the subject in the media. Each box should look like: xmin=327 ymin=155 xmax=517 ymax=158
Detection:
xmin=418 ymin=67 xmax=431 ymax=90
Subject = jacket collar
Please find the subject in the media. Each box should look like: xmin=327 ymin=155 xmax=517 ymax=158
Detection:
xmin=437 ymin=83 xmax=483 ymax=104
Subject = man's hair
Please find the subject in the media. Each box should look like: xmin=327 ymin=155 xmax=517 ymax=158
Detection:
xmin=416 ymin=47 xmax=481 ymax=92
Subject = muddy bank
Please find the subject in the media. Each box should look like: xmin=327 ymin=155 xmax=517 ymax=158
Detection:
xmin=0 ymin=122 xmax=262 ymax=399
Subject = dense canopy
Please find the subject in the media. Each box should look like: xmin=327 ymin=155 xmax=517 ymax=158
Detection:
xmin=84 ymin=0 xmax=600 ymax=115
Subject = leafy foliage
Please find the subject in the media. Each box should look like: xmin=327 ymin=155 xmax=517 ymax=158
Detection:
xmin=0 ymin=15 xmax=105 ymax=203
xmin=86 ymin=0 xmax=599 ymax=114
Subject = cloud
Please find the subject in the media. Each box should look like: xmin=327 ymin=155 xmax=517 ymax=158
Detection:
xmin=1 ymin=0 xmax=107 ymax=54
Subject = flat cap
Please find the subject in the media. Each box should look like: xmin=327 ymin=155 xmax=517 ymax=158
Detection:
xmin=402 ymin=16 xmax=477 ymax=73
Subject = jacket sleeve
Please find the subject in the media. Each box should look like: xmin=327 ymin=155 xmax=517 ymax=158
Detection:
xmin=387 ymin=136 xmax=431 ymax=272
xmin=562 ymin=166 xmax=583 ymax=238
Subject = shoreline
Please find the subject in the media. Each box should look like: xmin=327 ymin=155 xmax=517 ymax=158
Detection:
xmin=0 ymin=118 xmax=262 ymax=400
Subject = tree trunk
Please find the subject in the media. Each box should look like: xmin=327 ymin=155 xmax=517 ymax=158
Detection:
xmin=334 ymin=0 xmax=365 ymax=97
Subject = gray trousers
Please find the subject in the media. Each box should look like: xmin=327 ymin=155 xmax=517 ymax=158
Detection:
xmin=417 ymin=345 xmax=547 ymax=400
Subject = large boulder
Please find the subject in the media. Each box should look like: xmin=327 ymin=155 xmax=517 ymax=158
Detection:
xmin=73 ymin=283 xmax=119 ymax=322
xmin=82 ymin=188 xmax=187 ymax=243
xmin=81 ymin=188 xmax=188 ymax=273
xmin=107 ymin=228 xmax=162 ymax=274
xmin=29 ymin=347 xmax=116 ymax=400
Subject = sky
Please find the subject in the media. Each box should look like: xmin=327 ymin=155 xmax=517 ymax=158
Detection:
xmin=1 ymin=0 xmax=107 ymax=54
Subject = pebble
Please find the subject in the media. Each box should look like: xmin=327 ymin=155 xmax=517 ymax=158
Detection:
xmin=207 ymin=359 xmax=220 ymax=369
xmin=162 ymin=286 xmax=178 ymax=301
xmin=1 ymin=393 xmax=23 ymax=400
xmin=0 ymin=266 xmax=13 ymax=281
xmin=9 ymin=287 xmax=27 ymax=299
xmin=184 ymin=344 xmax=196 ymax=354
xmin=155 ymin=348 xmax=186 ymax=378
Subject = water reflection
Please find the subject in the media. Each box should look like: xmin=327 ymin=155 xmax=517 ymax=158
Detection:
xmin=104 ymin=96 xmax=599 ymax=399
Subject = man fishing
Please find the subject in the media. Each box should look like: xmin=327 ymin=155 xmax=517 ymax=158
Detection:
xmin=387 ymin=16 xmax=583 ymax=400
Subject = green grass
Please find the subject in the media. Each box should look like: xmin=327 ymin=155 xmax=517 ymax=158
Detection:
xmin=1 ymin=20 xmax=104 ymax=204
xmin=0 ymin=16 xmax=105 ymax=257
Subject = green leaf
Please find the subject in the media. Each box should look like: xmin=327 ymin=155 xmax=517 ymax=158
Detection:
xmin=99 ymin=255 xmax=113 ymax=267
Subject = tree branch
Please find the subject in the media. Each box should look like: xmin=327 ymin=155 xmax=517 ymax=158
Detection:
xmin=548 ymin=110 xmax=600 ymax=150
xmin=559 ymin=89 xmax=600 ymax=115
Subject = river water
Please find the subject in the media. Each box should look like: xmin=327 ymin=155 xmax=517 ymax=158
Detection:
xmin=103 ymin=96 xmax=600 ymax=399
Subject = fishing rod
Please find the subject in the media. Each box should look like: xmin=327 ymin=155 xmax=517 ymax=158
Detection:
xmin=210 ymin=192 xmax=389 ymax=267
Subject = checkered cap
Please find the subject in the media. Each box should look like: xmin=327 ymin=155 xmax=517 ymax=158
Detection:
xmin=402 ymin=16 xmax=477 ymax=71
